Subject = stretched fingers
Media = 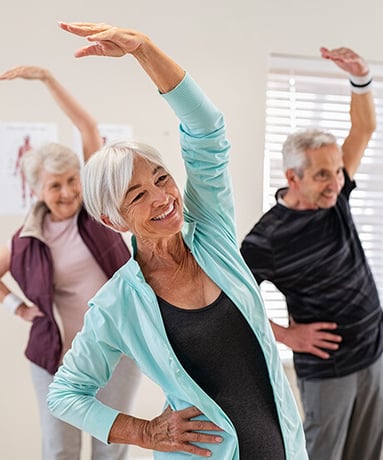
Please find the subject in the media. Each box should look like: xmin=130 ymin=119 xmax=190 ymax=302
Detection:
xmin=73 ymin=44 xmax=108 ymax=58
xmin=320 ymin=46 xmax=369 ymax=75
xmin=317 ymin=330 xmax=342 ymax=344
xmin=0 ymin=70 xmax=16 ymax=80
xmin=0 ymin=65 xmax=47 ymax=80
xmin=59 ymin=22 xmax=142 ymax=58
xmin=312 ymin=323 xmax=342 ymax=349
xmin=169 ymin=407 xmax=223 ymax=457
xmin=58 ymin=21 xmax=111 ymax=37
xmin=0 ymin=66 xmax=30 ymax=80
xmin=171 ymin=406 xmax=223 ymax=434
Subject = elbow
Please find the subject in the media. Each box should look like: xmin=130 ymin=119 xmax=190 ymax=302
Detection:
xmin=359 ymin=111 xmax=376 ymax=139
xmin=363 ymin=120 xmax=376 ymax=145
xmin=368 ymin=117 xmax=377 ymax=137
xmin=351 ymin=118 xmax=376 ymax=146
xmin=46 ymin=379 xmax=69 ymax=420
xmin=363 ymin=110 xmax=377 ymax=137
xmin=46 ymin=385 xmax=59 ymax=416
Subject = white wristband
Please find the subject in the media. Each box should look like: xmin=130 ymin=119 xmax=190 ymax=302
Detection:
xmin=349 ymin=71 xmax=373 ymax=94
xmin=2 ymin=292 xmax=23 ymax=315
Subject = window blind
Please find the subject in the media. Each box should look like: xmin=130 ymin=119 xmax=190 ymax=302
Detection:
xmin=263 ymin=54 xmax=383 ymax=360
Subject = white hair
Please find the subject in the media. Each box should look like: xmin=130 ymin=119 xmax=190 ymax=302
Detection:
xmin=282 ymin=128 xmax=338 ymax=177
xmin=22 ymin=142 xmax=80 ymax=194
xmin=82 ymin=140 xmax=167 ymax=229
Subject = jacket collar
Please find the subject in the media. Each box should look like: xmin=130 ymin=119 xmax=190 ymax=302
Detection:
xmin=19 ymin=201 xmax=49 ymax=241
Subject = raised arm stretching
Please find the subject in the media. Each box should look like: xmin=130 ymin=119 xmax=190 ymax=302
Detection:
xmin=0 ymin=65 xmax=102 ymax=161
xmin=320 ymin=46 xmax=376 ymax=179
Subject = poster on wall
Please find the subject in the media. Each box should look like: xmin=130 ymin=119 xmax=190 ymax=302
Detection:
xmin=72 ymin=123 xmax=134 ymax=164
xmin=0 ymin=122 xmax=58 ymax=214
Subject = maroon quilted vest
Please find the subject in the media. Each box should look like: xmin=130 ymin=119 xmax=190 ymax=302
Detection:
xmin=10 ymin=207 xmax=130 ymax=374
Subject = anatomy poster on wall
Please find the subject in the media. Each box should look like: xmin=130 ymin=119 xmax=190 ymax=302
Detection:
xmin=0 ymin=122 xmax=58 ymax=214
xmin=72 ymin=123 xmax=133 ymax=164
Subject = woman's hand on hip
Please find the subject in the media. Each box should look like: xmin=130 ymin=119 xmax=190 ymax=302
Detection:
xmin=142 ymin=405 xmax=223 ymax=457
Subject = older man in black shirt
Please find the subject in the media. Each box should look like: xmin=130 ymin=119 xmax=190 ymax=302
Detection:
xmin=241 ymin=47 xmax=383 ymax=460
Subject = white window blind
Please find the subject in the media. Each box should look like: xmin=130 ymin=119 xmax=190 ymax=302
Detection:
xmin=262 ymin=54 xmax=383 ymax=360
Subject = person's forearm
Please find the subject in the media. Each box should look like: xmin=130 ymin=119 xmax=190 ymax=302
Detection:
xmin=349 ymin=90 xmax=376 ymax=140
xmin=0 ymin=282 xmax=24 ymax=315
xmin=42 ymin=71 xmax=102 ymax=160
xmin=132 ymin=39 xmax=185 ymax=94
xmin=108 ymin=413 xmax=147 ymax=446
xmin=342 ymin=88 xmax=376 ymax=178
xmin=269 ymin=320 xmax=291 ymax=346
xmin=0 ymin=279 xmax=11 ymax=301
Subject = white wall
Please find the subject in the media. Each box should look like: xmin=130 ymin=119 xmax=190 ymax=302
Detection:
xmin=1 ymin=1 xmax=383 ymax=458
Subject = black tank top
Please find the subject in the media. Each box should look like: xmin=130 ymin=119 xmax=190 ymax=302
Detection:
xmin=158 ymin=291 xmax=286 ymax=459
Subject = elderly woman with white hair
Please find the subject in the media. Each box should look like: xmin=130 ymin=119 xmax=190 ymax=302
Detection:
xmin=0 ymin=67 xmax=141 ymax=460
xmin=48 ymin=21 xmax=308 ymax=460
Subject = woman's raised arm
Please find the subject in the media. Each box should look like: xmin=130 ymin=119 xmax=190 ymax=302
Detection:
xmin=0 ymin=65 xmax=102 ymax=162
xmin=59 ymin=22 xmax=185 ymax=94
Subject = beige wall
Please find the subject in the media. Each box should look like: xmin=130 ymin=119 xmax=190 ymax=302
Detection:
xmin=1 ymin=1 xmax=382 ymax=458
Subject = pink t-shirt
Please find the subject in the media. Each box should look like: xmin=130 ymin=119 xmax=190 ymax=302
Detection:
xmin=43 ymin=213 xmax=108 ymax=361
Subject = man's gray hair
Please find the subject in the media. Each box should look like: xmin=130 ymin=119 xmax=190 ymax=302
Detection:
xmin=282 ymin=128 xmax=338 ymax=176
xmin=82 ymin=140 xmax=167 ymax=230
xmin=22 ymin=142 xmax=81 ymax=194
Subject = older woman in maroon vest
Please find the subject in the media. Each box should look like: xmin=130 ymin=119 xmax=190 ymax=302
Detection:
xmin=0 ymin=66 xmax=141 ymax=460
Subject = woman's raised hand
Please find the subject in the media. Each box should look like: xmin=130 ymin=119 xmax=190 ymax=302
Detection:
xmin=58 ymin=21 xmax=185 ymax=94
xmin=0 ymin=65 xmax=50 ymax=81
xmin=58 ymin=22 xmax=147 ymax=58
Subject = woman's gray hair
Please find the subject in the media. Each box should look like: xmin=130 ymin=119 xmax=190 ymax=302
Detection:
xmin=282 ymin=128 xmax=338 ymax=177
xmin=82 ymin=140 xmax=167 ymax=229
xmin=22 ymin=142 xmax=81 ymax=193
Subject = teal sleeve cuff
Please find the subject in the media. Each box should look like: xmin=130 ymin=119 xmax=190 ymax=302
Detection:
xmin=84 ymin=404 xmax=121 ymax=444
xmin=162 ymin=73 xmax=223 ymax=134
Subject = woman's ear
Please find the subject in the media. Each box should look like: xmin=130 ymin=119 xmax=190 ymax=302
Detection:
xmin=100 ymin=214 xmax=129 ymax=232
xmin=31 ymin=188 xmax=41 ymax=200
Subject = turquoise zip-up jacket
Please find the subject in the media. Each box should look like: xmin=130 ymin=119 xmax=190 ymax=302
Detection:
xmin=48 ymin=73 xmax=307 ymax=460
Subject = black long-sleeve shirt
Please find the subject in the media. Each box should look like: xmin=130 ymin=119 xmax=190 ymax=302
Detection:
xmin=241 ymin=171 xmax=383 ymax=380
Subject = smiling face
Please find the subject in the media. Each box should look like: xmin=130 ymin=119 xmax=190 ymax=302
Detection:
xmin=287 ymin=143 xmax=345 ymax=210
xmin=38 ymin=167 xmax=82 ymax=221
xmin=118 ymin=156 xmax=184 ymax=241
